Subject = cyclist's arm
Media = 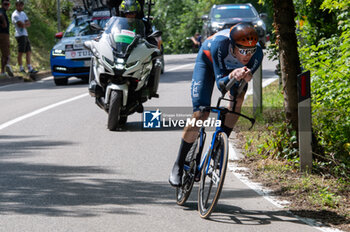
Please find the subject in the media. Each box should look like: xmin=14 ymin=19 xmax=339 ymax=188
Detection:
xmin=210 ymin=39 xmax=231 ymax=91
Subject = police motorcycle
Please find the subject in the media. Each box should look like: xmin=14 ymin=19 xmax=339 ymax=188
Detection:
xmin=84 ymin=16 xmax=162 ymax=131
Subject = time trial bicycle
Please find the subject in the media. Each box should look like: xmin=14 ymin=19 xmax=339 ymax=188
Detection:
xmin=175 ymin=78 xmax=255 ymax=218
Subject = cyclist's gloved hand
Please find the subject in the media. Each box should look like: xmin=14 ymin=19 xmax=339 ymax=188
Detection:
xmin=228 ymin=67 xmax=252 ymax=82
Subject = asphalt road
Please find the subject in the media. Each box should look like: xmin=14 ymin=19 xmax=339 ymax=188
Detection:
xmin=0 ymin=54 xmax=322 ymax=232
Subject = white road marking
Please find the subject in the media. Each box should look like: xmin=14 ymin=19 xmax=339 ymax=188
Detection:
xmin=165 ymin=63 xmax=193 ymax=72
xmin=0 ymin=93 xmax=88 ymax=131
xmin=229 ymin=145 xmax=344 ymax=232
xmin=0 ymin=64 xmax=193 ymax=131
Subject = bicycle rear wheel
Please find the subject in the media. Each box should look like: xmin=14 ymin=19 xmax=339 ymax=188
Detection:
xmin=198 ymin=132 xmax=228 ymax=218
xmin=176 ymin=139 xmax=199 ymax=205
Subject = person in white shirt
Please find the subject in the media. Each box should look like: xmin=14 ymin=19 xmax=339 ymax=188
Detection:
xmin=11 ymin=0 xmax=37 ymax=74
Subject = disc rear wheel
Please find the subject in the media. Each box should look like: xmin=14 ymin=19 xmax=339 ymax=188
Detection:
xmin=176 ymin=139 xmax=199 ymax=205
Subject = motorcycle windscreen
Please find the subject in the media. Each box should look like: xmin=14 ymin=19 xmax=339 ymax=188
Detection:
xmin=104 ymin=17 xmax=145 ymax=56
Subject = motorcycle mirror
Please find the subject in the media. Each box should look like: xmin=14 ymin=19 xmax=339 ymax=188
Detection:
xmin=55 ymin=32 xmax=63 ymax=39
xmin=148 ymin=30 xmax=162 ymax=38
xmin=83 ymin=41 xmax=93 ymax=51
xmin=259 ymin=13 xmax=268 ymax=20
xmin=90 ymin=22 xmax=103 ymax=32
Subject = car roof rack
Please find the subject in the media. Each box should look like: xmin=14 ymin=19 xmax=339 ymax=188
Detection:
xmin=82 ymin=0 xmax=109 ymax=16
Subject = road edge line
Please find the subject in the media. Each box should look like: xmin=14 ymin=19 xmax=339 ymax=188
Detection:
xmin=228 ymin=141 xmax=345 ymax=232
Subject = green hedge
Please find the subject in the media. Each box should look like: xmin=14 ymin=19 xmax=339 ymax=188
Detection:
xmin=298 ymin=2 xmax=350 ymax=174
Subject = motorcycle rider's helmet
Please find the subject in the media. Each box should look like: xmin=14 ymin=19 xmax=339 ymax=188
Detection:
xmin=119 ymin=0 xmax=141 ymax=18
xmin=229 ymin=22 xmax=258 ymax=48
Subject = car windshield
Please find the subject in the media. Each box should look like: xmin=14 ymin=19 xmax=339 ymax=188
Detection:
xmin=212 ymin=5 xmax=257 ymax=19
xmin=64 ymin=17 xmax=110 ymax=38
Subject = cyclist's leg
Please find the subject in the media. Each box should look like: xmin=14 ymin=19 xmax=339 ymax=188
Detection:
xmin=223 ymin=84 xmax=248 ymax=135
xmin=169 ymin=54 xmax=214 ymax=187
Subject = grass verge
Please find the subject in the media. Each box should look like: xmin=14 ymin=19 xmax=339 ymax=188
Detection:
xmin=233 ymin=80 xmax=350 ymax=232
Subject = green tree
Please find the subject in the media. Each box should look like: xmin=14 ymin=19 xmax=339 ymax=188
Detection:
xmin=270 ymin=0 xmax=301 ymax=131
xmin=152 ymin=0 xmax=270 ymax=54
xmin=298 ymin=0 xmax=350 ymax=170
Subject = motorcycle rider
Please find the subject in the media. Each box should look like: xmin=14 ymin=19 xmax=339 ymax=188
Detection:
xmin=169 ymin=23 xmax=264 ymax=187
xmin=118 ymin=0 xmax=160 ymax=98
xmin=108 ymin=0 xmax=144 ymax=18
xmin=117 ymin=0 xmax=153 ymax=36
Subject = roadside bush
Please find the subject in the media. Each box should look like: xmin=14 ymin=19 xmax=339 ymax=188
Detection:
xmin=298 ymin=3 xmax=350 ymax=178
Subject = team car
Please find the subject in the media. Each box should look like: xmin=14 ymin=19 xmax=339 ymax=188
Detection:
xmin=50 ymin=9 xmax=110 ymax=85
xmin=201 ymin=4 xmax=267 ymax=48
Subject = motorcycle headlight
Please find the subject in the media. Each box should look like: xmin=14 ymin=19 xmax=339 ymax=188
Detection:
xmin=114 ymin=58 xmax=125 ymax=70
xmin=52 ymin=49 xmax=65 ymax=56
xmin=115 ymin=58 xmax=125 ymax=64
xmin=115 ymin=64 xmax=125 ymax=70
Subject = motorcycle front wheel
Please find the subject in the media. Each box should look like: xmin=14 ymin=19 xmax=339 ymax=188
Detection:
xmin=108 ymin=90 xmax=125 ymax=131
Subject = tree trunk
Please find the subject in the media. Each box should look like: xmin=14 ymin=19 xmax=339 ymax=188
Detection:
xmin=272 ymin=0 xmax=301 ymax=131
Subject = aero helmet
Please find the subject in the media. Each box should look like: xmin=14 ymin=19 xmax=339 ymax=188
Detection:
xmin=229 ymin=22 xmax=258 ymax=48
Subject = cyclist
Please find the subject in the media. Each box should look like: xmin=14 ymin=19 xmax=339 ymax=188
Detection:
xmin=169 ymin=23 xmax=264 ymax=187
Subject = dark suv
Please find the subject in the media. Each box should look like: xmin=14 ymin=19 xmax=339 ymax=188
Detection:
xmin=201 ymin=4 xmax=267 ymax=47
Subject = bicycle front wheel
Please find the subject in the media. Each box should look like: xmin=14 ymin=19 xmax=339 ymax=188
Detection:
xmin=198 ymin=132 xmax=228 ymax=218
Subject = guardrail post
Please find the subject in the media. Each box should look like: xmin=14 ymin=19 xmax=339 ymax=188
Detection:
xmin=253 ymin=64 xmax=262 ymax=115
xmin=297 ymin=71 xmax=313 ymax=172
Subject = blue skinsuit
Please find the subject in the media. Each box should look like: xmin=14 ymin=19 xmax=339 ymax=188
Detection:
xmin=191 ymin=29 xmax=263 ymax=112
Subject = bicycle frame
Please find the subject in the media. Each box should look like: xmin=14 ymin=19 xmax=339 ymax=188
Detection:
xmin=184 ymin=87 xmax=255 ymax=179
xmin=177 ymin=79 xmax=256 ymax=215
xmin=196 ymin=109 xmax=225 ymax=180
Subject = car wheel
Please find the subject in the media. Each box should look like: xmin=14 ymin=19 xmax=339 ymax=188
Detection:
xmin=54 ymin=77 xmax=68 ymax=86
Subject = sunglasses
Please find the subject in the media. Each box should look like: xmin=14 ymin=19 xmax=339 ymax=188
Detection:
xmin=3 ymin=2 xmax=10 ymax=6
xmin=236 ymin=46 xmax=257 ymax=55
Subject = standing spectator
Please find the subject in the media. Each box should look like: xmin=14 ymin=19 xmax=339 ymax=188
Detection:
xmin=11 ymin=0 xmax=37 ymax=74
xmin=190 ymin=32 xmax=202 ymax=53
xmin=0 ymin=0 xmax=13 ymax=77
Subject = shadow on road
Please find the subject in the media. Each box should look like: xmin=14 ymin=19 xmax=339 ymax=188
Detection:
xmin=174 ymin=186 xmax=348 ymax=229
xmin=0 ymin=135 xmax=75 ymax=158
xmin=0 ymin=134 xmax=174 ymax=217
xmin=2 ymin=135 xmax=344 ymax=230
xmin=0 ymin=160 xmax=174 ymax=217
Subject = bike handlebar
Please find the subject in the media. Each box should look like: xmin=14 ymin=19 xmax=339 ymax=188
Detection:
xmin=219 ymin=78 xmax=247 ymax=96
xmin=201 ymin=78 xmax=255 ymax=129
